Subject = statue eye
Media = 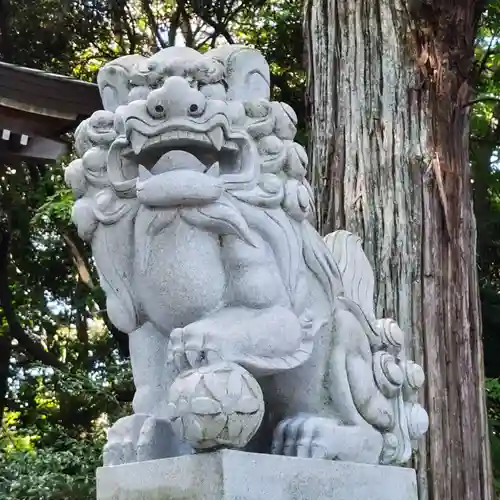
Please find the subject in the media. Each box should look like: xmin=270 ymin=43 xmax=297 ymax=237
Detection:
xmin=146 ymin=92 xmax=167 ymax=118
xmin=149 ymin=79 xmax=163 ymax=90
xmin=187 ymin=95 xmax=206 ymax=117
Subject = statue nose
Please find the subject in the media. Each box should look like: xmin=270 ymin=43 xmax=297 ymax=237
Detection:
xmin=146 ymin=76 xmax=206 ymax=120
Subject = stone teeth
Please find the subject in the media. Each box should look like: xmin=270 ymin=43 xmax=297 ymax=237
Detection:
xmin=186 ymin=351 xmax=198 ymax=368
xmin=132 ymin=133 xmax=148 ymax=155
xmin=206 ymin=161 xmax=220 ymax=177
xmin=138 ymin=165 xmax=152 ymax=180
xmin=224 ymin=140 xmax=239 ymax=152
xmin=159 ymin=130 xmax=209 ymax=146
xmin=208 ymin=127 xmax=224 ymax=151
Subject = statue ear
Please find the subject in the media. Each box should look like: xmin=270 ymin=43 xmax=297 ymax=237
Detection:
xmin=74 ymin=119 xmax=91 ymax=157
xmin=97 ymin=55 xmax=147 ymax=112
xmin=207 ymin=45 xmax=270 ymax=102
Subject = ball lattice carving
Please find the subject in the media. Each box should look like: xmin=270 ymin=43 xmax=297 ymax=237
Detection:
xmin=167 ymin=362 xmax=265 ymax=450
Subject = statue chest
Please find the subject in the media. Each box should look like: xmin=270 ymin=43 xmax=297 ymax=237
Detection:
xmin=134 ymin=208 xmax=226 ymax=333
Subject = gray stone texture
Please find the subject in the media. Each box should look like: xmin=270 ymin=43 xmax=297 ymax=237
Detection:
xmin=67 ymin=44 xmax=429 ymax=469
xmin=97 ymin=450 xmax=418 ymax=500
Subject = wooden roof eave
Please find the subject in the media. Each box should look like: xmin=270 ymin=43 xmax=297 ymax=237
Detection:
xmin=0 ymin=61 xmax=102 ymax=164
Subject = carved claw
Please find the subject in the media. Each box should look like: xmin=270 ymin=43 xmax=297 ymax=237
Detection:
xmin=103 ymin=414 xmax=147 ymax=466
xmin=103 ymin=414 xmax=192 ymax=466
xmin=272 ymin=414 xmax=329 ymax=459
xmin=168 ymin=326 xmax=224 ymax=372
xmin=272 ymin=415 xmax=384 ymax=464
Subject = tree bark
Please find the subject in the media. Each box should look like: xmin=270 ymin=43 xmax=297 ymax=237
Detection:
xmin=0 ymin=227 xmax=63 ymax=370
xmin=304 ymin=1 xmax=492 ymax=499
xmin=0 ymin=311 xmax=11 ymax=423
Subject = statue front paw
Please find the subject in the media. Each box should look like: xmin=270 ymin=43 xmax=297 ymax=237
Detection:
xmin=271 ymin=415 xmax=384 ymax=464
xmin=167 ymin=306 xmax=307 ymax=375
xmin=103 ymin=414 xmax=192 ymax=466
xmin=168 ymin=324 xmax=228 ymax=372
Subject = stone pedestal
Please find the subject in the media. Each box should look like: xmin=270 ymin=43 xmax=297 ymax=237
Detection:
xmin=97 ymin=450 xmax=418 ymax=500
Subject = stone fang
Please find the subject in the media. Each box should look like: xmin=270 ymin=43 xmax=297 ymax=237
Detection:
xmin=206 ymin=161 xmax=220 ymax=177
xmin=208 ymin=127 xmax=224 ymax=151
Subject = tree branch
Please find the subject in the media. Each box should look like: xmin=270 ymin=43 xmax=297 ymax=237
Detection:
xmin=463 ymin=96 xmax=500 ymax=108
xmin=474 ymin=31 xmax=499 ymax=82
xmin=168 ymin=5 xmax=182 ymax=46
xmin=180 ymin=5 xmax=195 ymax=47
xmin=62 ymin=232 xmax=95 ymax=288
xmin=123 ymin=2 xmax=139 ymax=54
xmin=141 ymin=0 xmax=167 ymax=49
xmin=91 ymin=287 xmax=130 ymax=357
xmin=0 ymin=310 xmax=11 ymax=423
xmin=188 ymin=1 xmax=235 ymax=44
xmin=0 ymin=228 xmax=63 ymax=369
xmin=61 ymin=230 xmax=129 ymax=357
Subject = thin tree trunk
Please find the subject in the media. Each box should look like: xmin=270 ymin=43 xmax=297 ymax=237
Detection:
xmin=304 ymin=1 xmax=492 ymax=499
xmin=0 ymin=0 xmax=12 ymax=61
xmin=0 ymin=317 xmax=11 ymax=423
xmin=0 ymin=227 xmax=62 ymax=370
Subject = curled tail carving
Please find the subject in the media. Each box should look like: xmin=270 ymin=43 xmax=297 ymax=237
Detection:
xmin=325 ymin=230 xmax=428 ymax=465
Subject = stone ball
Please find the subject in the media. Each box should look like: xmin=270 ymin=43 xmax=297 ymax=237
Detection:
xmin=167 ymin=362 xmax=265 ymax=450
xmin=405 ymin=403 xmax=429 ymax=440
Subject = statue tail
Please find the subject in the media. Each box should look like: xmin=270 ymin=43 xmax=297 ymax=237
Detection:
xmin=324 ymin=230 xmax=375 ymax=321
xmin=324 ymin=230 xmax=428 ymax=465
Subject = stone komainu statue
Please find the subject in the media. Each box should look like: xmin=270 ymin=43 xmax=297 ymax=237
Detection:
xmin=65 ymin=45 xmax=428 ymax=467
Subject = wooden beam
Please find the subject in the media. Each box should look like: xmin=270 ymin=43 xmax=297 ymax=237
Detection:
xmin=0 ymin=61 xmax=101 ymax=117
xmin=0 ymin=136 xmax=68 ymax=163
xmin=0 ymin=96 xmax=77 ymax=121
xmin=0 ymin=105 xmax=77 ymax=138
xmin=0 ymin=62 xmax=100 ymax=164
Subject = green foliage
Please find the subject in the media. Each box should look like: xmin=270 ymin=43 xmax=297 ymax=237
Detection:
xmin=473 ymin=4 xmax=500 ymax=378
xmin=0 ymin=2 xmax=308 ymax=499
xmin=475 ymin=5 xmax=500 ymax=494
xmin=487 ymin=378 xmax=500 ymax=497
xmin=0 ymin=434 xmax=104 ymax=500
xmin=235 ymin=0 xmax=306 ymax=141
xmin=0 ymin=359 xmax=132 ymax=500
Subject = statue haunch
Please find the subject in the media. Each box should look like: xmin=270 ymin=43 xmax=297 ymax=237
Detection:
xmin=66 ymin=45 xmax=428 ymax=467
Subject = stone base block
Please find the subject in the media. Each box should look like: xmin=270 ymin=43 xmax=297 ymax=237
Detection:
xmin=97 ymin=450 xmax=418 ymax=500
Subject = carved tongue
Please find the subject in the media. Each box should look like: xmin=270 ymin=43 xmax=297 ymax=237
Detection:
xmin=150 ymin=150 xmax=206 ymax=175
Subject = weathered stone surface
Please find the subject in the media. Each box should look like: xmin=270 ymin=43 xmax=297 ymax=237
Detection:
xmin=97 ymin=450 xmax=418 ymax=500
xmin=67 ymin=44 xmax=428 ymax=468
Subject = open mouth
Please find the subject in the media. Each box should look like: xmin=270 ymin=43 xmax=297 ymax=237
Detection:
xmin=124 ymin=127 xmax=244 ymax=177
xmin=94 ymin=126 xmax=113 ymax=133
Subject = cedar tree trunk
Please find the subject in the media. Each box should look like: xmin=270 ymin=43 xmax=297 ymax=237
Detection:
xmin=304 ymin=1 xmax=492 ymax=499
